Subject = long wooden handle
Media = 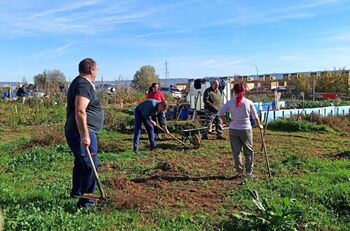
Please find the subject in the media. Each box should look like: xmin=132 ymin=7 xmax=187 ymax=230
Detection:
xmin=259 ymin=128 xmax=272 ymax=180
xmin=86 ymin=148 xmax=106 ymax=199
xmin=260 ymin=106 xmax=270 ymax=152
xmin=155 ymin=124 xmax=190 ymax=148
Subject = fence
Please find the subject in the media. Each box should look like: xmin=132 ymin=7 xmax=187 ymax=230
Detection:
xmin=260 ymin=106 xmax=350 ymax=123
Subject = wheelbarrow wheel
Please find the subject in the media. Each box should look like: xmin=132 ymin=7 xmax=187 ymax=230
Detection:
xmin=192 ymin=134 xmax=201 ymax=149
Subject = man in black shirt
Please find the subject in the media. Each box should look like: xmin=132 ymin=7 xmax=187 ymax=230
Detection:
xmin=65 ymin=58 xmax=104 ymax=208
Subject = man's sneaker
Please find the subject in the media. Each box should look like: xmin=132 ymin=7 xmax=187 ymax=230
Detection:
xmin=70 ymin=192 xmax=81 ymax=199
xmin=240 ymin=174 xmax=254 ymax=185
xmin=233 ymin=172 xmax=244 ymax=179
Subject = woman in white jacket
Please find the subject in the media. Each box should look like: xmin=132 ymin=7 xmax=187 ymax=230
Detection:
xmin=217 ymin=83 xmax=263 ymax=180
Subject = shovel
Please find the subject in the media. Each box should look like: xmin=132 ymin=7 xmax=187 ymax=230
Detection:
xmin=80 ymin=148 xmax=107 ymax=200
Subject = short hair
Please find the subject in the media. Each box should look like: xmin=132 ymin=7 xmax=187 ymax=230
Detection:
xmin=79 ymin=58 xmax=97 ymax=75
xmin=159 ymin=101 xmax=168 ymax=108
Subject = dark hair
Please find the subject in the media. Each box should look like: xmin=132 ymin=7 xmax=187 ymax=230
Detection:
xmin=233 ymin=83 xmax=245 ymax=94
xmin=148 ymin=82 xmax=159 ymax=92
xmin=159 ymin=101 xmax=168 ymax=108
xmin=79 ymin=58 xmax=97 ymax=75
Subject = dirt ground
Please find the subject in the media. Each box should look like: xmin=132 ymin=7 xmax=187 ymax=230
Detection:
xmin=100 ymin=129 xmax=350 ymax=215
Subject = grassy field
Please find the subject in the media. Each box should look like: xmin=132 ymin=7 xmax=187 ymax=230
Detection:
xmin=1 ymin=102 xmax=350 ymax=230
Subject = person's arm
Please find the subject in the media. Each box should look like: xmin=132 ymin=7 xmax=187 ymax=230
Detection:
xmin=75 ymin=96 xmax=91 ymax=147
xmin=217 ymin=102 xmax=230 ymax=123
xmin=203 ymin=89 xmax=214 ymax=109
xmin=255 ymin=118 xmax=263 ymax=129
xmin=157 ymin=111 xmax=169 ymax=134
xmin=141 ymin=106 xmax=157 ymax=126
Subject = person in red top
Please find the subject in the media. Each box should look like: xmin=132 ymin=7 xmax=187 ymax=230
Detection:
xmin=147 ymin=83 xmax=166 ymax=102
xmin=147 ymin=83 xmax=168 ymax=138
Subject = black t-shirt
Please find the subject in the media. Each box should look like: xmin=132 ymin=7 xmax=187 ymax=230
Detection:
xmin=65 ymin=76 xmax=104 ymax=133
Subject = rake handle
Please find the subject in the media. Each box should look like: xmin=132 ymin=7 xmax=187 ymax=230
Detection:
xmin=259 ymin=128 xmax=272 ymax=180
xmin=86 ymin=148 xmax=107 ymax=199
xmin=155 ymin=124 xmax=190 ymax=148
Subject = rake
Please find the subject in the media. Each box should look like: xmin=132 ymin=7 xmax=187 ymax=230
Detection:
xmin=155 ymin=124 xmax=190 ymax=148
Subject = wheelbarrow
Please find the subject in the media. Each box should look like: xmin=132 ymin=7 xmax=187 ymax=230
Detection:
xmin=178 ymin=127 xmax=208 ymax=149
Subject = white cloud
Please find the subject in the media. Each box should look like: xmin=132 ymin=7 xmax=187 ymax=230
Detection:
xmin=0 ymin=1 xmax=175 ymax=36
xmin=198 ymin=59 xmax=242 ymax=67
xmin=32 ymin=43 xmax=74 ymax=59
xmin=207 ymin=0 xmax=341 ymax=27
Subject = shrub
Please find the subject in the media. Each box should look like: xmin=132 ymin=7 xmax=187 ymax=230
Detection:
xmin=103 ymin=108 xmax=134 ymax=132
xmin=268 ymin=119 xmax=334 ymax=133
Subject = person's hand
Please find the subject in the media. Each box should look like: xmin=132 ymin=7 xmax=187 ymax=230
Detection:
xmin=258 ymin=124 xmax=264 ymax=130
xmin=81 ymin=136 xmax=91 ymax=148
xmin=164 ymin=128 xmax=170 ymax=134
xmin=150 ymin=120 xmax=157 ymax=127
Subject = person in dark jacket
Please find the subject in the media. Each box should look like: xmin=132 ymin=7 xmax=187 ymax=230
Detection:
xmin=65 ymin=58 xmax=104 ymax=208
xmin=203 ymin=80 xmax=225 ymax=139
xmin=133 ymin=99 xmax=168 ymax=152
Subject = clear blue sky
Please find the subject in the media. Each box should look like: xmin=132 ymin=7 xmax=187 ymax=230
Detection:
xmin=0 ymin=0 xmax=349 ymax=82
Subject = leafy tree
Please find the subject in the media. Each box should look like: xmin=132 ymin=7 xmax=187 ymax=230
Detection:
xmin=316 ymin=69 xmax=349 ymax=93
xmin=33 ymin=73 xmax=47 ymax=91
xmin=132 ymin=65 xmax=160 ymax=93
xmin=294 ymin=73 xmax=312 ymax=97
xmin=33 ymin=70 xmax=66 ymax=93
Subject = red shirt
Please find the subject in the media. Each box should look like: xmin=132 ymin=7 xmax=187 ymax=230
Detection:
xmin=147 ymin=91 xmax=166 ymax=102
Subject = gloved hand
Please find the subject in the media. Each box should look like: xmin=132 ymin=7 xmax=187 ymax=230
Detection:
xmin=258 ymin=124 xmax=264 ymax=130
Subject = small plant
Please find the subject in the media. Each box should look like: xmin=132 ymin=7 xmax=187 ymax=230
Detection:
xmin=225 ymin=190 xmax=303 ymax=231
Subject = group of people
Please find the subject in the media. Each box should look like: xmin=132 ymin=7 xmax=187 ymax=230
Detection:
xmin=65 ymin=58 xmax=262 ymax=208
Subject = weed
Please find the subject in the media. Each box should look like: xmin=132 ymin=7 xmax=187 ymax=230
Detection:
xmin=222 ymin=190 xmax=302 ymax=231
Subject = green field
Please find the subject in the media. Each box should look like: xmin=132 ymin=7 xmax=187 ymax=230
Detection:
xmin=1 ymin=102 xmax=350 ymax=230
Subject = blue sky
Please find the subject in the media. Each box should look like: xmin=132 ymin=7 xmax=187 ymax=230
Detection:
xmin=0 ymin=0 xmax=350 ymax=82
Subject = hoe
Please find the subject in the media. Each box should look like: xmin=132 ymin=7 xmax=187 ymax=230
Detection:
xmin=80 ymin=148 xmax=107 ymax=201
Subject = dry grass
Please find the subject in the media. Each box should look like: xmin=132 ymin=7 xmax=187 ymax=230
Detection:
xmin=31 ymin=124 xmax=65 ymax=146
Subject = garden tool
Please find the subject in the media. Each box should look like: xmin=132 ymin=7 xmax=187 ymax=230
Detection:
xmin=155 ymin=124 xmax=190 ymax=148
xmin=260 ymin=106 xmax=270 ymax=152
xmin=259 ymin=127 xmax=272 ymax=180
xmin=80 ymin=148 xmax=107 ymax=200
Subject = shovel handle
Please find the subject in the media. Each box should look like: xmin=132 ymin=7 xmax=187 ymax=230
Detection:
xmin=86 ymin=148 xmax=107 ymax=199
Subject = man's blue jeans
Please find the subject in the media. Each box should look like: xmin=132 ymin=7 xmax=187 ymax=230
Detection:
xmin=65 ymin=129 xmax=98 ymax=206
xmin=133 ymin=108 xmax=156 ymax=151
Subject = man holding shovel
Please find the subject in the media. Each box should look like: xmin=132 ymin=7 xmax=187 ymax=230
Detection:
xmin=133 ymin=99 xmax=169 ymax=152
xmin=217 ymin=83 xmax=263 ymax=181
xmin=65 ymin=58 xmax=104 ymax=208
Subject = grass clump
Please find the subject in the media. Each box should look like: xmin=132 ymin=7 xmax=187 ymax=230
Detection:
xmin=268 ymin=119 xmax=334 ymax=133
